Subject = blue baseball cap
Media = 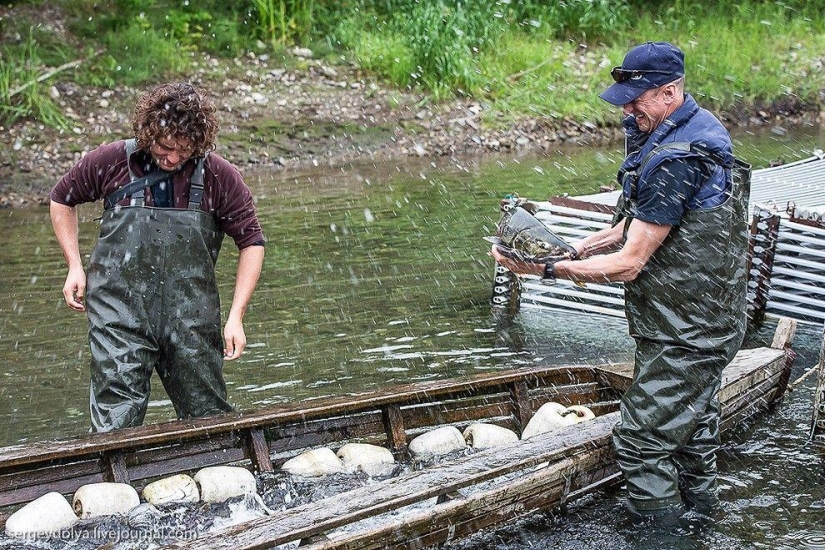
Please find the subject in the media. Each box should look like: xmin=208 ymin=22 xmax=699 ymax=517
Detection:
xmin=599 ymin=42 xmax=685 ymax=106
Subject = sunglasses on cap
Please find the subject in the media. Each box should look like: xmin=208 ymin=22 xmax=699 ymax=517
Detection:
xmin=610 ymin=66 xmax=674 ymax=83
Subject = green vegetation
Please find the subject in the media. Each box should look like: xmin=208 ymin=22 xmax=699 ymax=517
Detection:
xmin=0 ymin=29 xmax=71 ymax=130
xmin=1 ymin=0 xmax=823 ymax=129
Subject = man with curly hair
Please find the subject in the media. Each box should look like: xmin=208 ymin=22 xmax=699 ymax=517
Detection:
xmin=50 ymin=82 xmax=265 ymax=432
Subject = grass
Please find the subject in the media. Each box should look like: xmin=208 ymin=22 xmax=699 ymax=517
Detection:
xmin=1 ymin=0 xmax=823 ymax=130
xmin=332 ymin=0 xmax=824 ymax=127
xmin=0 ymin=29 xmax=70 ymax=130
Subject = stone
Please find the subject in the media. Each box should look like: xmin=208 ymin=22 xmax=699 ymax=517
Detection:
xmin=292 ymin=47 xmax=313 ymax=59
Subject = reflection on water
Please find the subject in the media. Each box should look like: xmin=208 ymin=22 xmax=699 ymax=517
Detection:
xmin=0 ymin=124 xmax=822 ymax=547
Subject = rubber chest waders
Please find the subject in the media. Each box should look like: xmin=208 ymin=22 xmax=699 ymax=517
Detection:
xmin=86 ymin=139 xmax=233 ymax=432
xmin=612 ymin=143 xmax=750 ymax=515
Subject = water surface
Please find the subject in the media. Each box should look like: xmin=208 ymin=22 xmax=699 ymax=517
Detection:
xmin=0 ymin=124 xmax=822 ymax=548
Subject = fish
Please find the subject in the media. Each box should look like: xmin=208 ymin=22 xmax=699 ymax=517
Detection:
xmin=485 ymin=204 xmax=576 ymax=264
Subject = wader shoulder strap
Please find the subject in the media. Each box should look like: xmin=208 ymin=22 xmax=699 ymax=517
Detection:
xmin=104 ymin=139 xmax=175 ymax=209
xmin=187 ymin=154 xmax=207 ymax=210
xmin=125 ymin=138 xmax=139 ymax=180
xmin=617 ymin=141 xmax=744 ymax=234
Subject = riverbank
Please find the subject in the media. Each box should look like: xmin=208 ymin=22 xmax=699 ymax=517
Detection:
xmin=1 ymin=51 xmax=821 ymax=209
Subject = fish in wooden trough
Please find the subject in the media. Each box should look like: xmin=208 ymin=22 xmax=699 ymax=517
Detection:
xmin=194 ymin=465 xmax=257 ymax=503
xmin=566 ymin=404 xmax=596 ymax=422
xmin=336 ymin=443 xmax=397 ymax=477
xmin=485 ymin=204 xmax=576 ymax=264
xmin=143 ymin=473 xmax=200 ymax=506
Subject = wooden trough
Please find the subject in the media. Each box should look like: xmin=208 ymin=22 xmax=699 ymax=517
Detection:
xmin=0 ymin=319 xmax=797 ymax=549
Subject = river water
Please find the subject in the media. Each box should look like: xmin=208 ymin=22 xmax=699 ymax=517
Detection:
xmin=0 ymin=124 xmax=823 ymax=548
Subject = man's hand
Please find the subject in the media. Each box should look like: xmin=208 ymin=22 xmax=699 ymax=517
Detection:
xmin=223 ymin=317 xmax=247 ymax=360
xmin=62 ymin=266 xmax=87 ymax=312
xmin=490 ymin=244 xmax=548 ymax=277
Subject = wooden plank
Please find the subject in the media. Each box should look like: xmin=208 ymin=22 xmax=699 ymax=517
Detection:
xmin=270 ymin=425 xmax=383 ymax=456
xmin=157 ymin=413 xmax=620 ymax=550
xmin=303 ymin=447 xmax=617 ymax=550
xmin=721 ymin=392 xmax=777 ymax=433
xmin=721 ymin=370 xmax=783 ymax=421
xmin=269 ymin=411 xmax=383 ymax=443
xmin=593 ymin=364 xmax=634 ymax=393
xmin=509 ymin=380 xmax=533 ymax=433
xmin=810 ymin=322 xmax=825 ymax=443
xmin=0 ymin=472 xmax=105 ymax=508
xmin=382 ymin=404 xmax=407 ymax=459
xmin=748 ymin=209 xmax=781 ymax=326
xmin=102 ymin=452 xmax=129 ymax=484
xmin=0 ymin=365 xmax=597 ymax=470
xmin=547 ymin=196 xmax=616 ymax=215
xmin=771 ymin=317 xmax=797 ymax=350
xmin=771 ymin=317 xmax=798 ymax=399
xmin=719 ymin=352 xmax=785 ymax=403
xmin=244 ymin=429 xmax=273 ymax=474
xmin=0 ymin=459 xmax=101 ymax=492
xmin=527 ymin=386 xmax=612 ymax=410
xmin=582 ymin=402 xmax=620 ymax=417
xmin=127 ymin=448 xmax=247 ymax=484
xmin=127 ymin=434 xmax=240 ymax=466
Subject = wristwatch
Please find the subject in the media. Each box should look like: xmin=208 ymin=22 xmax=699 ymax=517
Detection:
xmin=542 ymin=262 xmax=556 ymax=282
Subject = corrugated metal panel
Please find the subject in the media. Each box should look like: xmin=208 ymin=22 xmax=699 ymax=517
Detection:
xmin=569 ymin=149 xmax=825 ymax=217
xmin=750 ymin=151 xmax=825 ymax=214
xmin=764 ymin=218 xmax=825 ymax=322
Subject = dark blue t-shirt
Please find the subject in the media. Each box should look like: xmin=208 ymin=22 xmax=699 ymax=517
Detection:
xmin=635 ymin=157 xmax=730 ymax=226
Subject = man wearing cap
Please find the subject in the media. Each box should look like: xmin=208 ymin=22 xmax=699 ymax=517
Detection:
xmin=492 ymin=42 xmax=748 ymax=522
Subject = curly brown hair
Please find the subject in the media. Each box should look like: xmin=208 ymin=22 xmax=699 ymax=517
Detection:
xmin=132 ymin=82 xmax=219 ymax=157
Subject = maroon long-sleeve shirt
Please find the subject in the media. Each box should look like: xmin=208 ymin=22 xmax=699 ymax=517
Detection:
xmin=50 ymin=141 xmax=265 ymax=249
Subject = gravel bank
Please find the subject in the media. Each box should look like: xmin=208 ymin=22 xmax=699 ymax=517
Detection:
xmin=1 ymin=50 xmax=819 ymax=209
